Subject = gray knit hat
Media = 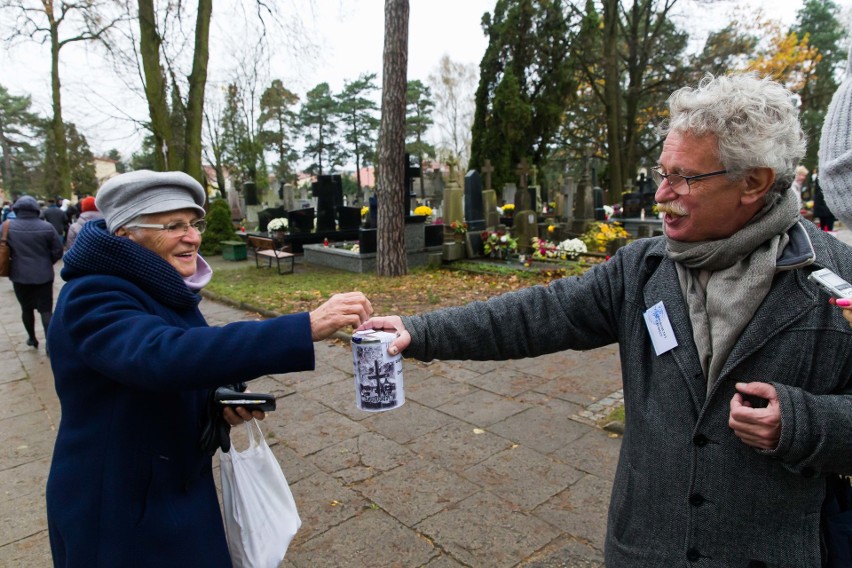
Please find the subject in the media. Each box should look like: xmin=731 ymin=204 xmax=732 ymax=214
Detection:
xmin=95 ymin=170 xmax=207 ymax=233
xmin=819 ymin=46 xmax=852 ymax=225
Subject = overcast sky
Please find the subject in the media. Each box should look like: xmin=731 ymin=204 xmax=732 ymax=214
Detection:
xmin=0 ymin=0 xmax=841 ymax=162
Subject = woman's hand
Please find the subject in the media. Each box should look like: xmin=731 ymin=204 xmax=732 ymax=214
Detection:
xmin=310 ymin=292 xmax=373 ymax=341
xmin=356 ymin=316 xmax=410 ymax=356
xmin=829 ymin=297 xmax=852 ymax=327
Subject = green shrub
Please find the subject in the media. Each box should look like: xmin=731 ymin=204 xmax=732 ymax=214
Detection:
xmin=200 ymin=198 xmax=238 ymax=256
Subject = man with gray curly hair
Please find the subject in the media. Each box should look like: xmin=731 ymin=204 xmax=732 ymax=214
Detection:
xmin=358 ymin=72 xmax=852 ymax=566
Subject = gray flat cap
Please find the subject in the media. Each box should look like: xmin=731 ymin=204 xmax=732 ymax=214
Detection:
xmin=95 ymin=170 xmax=207 ymax=233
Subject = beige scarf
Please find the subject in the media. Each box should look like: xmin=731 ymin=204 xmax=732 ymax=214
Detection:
xmin=666 ymin=188 xmax=800 ymax=391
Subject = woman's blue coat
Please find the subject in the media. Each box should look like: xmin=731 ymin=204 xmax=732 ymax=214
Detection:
xmin=46 ymin=220 xmax=315 ymax=567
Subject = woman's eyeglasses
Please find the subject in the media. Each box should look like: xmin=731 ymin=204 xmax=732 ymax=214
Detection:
xmin=126 ymin=219 xmax=207 ymax=235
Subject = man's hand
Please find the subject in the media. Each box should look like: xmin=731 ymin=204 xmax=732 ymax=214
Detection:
xmin=356 ymin=316 xmax=410 ymax=356
xmin=729 ymin=381 xmax=781 ymax=450
xmin=309 ymin=292 xmax=373 ymax=341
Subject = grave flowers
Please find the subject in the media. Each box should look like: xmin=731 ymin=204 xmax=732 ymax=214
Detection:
xmin=267 ymin=217 xmax=289 ymax=247
xmin=581 ymin=221 xmax=631 ymax=253
xmin=414 ymin=205 xmax=433 ymax=217
xmin=557 ymin=238 xmax=587 ymax=260
xmin=482 ymin=230 xmax=518 ymax=259
xmin=450 ymin=221 xmax=468 ymax=242
xmin=500 ymin=203 xmax=515 ymax=217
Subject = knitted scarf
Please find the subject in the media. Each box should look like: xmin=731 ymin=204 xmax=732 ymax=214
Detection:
xmin=666 ymin=187 xmax=800 ymax=391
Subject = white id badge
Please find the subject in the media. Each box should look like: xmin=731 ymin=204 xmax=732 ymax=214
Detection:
xmin=643 ymin=301 xmax=678 ymax=355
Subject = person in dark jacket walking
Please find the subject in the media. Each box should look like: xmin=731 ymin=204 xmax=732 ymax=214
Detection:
xmin=45 ymin=170 xmax=373 ymax=567
xmin=41 ymin=199 xmax=68 ymax=243
xmin=6 ymin=196 xmax=63 ymax=349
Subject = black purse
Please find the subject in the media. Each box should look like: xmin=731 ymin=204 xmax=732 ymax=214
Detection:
xmin=822 ymin=474 xmax=852 ymax=568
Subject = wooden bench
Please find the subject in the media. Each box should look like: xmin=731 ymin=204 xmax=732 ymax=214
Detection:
xmin=247 ymin=236 xmax=295 ymax=275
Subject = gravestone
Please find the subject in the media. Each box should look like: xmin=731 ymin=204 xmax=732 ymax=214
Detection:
xmin=464 ymin=170 xmax=486 ymax=232
xmin=482 ymin=189 xmax=498 ymax=229
xmin=442 ymin=159 xmax=465 ymax=242
xmin=288 ymin=207 xmax=315 ymax=234
xmin=313 ymin=174 xmax=343 ymax=232
xmin=244 ymin=182 xmax=259 ymax=206
xmin=593 ymin=187 xmax=606 ymax=221
xmin=512 ymin=209 xmax=538 ymax=254
xmin=513 ymin=158 xmax=537 ymax=251
xmin=465 ymin=231 xmax=485 ymax=258
xmin=556 ymin=176 xmax=575 ymax=223
xmin=404 ymin=154 xmax=420 ymax=217
xmin=359 ymin=228 xmax=377 ymax=254
xmin=503 ymin=183 xmax=517 ymax=207
xmin=571 ymin=165 xmax=596 ymax=235
xmin=282 ymin=183 xmax=295 ymax=212
xmin=337 ymin=206 xmax=362 ymax=230
xmin=257 ymin=206 xmax=288 ymax=233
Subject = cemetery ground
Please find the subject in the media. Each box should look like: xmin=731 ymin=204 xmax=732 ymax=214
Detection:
xmin=203 ymin=255 xmax=600 ymax=317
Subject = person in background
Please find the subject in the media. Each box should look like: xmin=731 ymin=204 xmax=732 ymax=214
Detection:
xmin=45 ymin=170 xmax=373 ymax=567
xmin=812 ymin=174 xmax=836 ymax=231
xmin=62 ymin=198 xmax=78 ymax=226
xmin=790 ymin=165 xmax=809 ymax=205
xmin=360 ymin=74 xmax=852 ymax=567
xmin=64 ymin=196 xmax=102 ymax=250
xmin=41 ymin=198 xmax=68 ymax=244
xmin=6 ymin=196 xmax=63 ymax=350
xmin=1 ymin=200 xmax=11 ymax=222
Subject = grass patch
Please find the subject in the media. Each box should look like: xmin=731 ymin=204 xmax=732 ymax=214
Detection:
xmin=206 ymin=261 xmax=594 ymax=317
xmin=601 ymin=404 xmax=625 ymax=426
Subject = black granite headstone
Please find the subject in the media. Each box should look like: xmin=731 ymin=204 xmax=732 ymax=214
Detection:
xmin=288 ymin=207 xmax=315 ymax=234
xmin=257 ymin=206 xmax=288 ymax=232
xmin=593 ymin=187 xmax=606 ymax=221
xmin=359 ymin=228 xmax=377 ymax=254
xmin=337 ymin=206 xmax=362 ymax=230
xmin=464 ymin=170 xmax=486 ymax=232
xmin=244 ymin=182 xmax=258 ymax=206
xmin=425 ymin=224 xmax=443 ymax=248
xmin=404 ymin=153 xmax=421 ymax=217
xmin=368 ymin=196 xmax=378 ymax=229
xmin=313 ymin=175 xmax=343 ymax=232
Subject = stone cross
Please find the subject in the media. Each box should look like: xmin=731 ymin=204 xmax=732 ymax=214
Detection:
xmin=446 ymin=154 xmax=460 ymax=187
xmin=530 ymin=164 xmax=538 ymax=187
xmin=481 ymin=159 xmax=495 ymax=191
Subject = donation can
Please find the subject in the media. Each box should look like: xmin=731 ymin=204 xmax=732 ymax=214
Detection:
xmin=351 ymin=330 xmax=404 ymax=412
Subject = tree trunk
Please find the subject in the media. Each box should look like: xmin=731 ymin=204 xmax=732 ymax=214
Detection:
xmin=49 ymin=12 xmax=71 ymax=197
xmin=602 ymin=0 xmax=623 ymax=205
xmin=184 ymin=0 xmax=211 ymax=186
xmin=138 ymin=0 xmax=173 ymax=172
xmin=377 ymin=0 xmax=409 ymax=277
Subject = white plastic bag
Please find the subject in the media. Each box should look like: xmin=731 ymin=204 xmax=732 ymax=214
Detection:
xmin=220 ymin=419 xmax=301 ymax=568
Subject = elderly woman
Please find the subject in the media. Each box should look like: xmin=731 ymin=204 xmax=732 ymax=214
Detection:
xmin=45 ymin=170 xmax=372 ymax=567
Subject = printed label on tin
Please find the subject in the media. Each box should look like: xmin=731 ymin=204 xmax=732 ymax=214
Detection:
xmin=351 ymin=330 xmax=404 ymax=412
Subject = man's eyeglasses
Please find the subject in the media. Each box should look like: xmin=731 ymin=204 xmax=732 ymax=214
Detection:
xmin=126 ymin=219 xmax=207 ymax=235
xmin=651 ymin=166 xmax=728 ymax=195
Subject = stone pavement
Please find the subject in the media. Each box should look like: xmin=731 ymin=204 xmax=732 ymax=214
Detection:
xmin=3 ymin=225 xmax=850 ymax=567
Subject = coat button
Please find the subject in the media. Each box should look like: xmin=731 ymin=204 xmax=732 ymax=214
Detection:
xmin=689 ymin=493 xmax=705 ymax=506
xmin=693 ymin=433 xmax=708 ymax=447
xmin=687 ymin=548 xmax=701 ymax=562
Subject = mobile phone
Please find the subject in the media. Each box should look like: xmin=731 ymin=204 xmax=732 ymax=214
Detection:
xmin=215 ymin=387 xmax=276 ymax=412
xmin=808 ymin=267 xmax=852 ymax=299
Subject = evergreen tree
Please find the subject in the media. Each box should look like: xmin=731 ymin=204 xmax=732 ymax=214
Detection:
xmin=0 ymin=85 xmax=42 ymax=195
xmin=300 ymin=82 xmax=341 ymax=176
xmin=469 ymin=0 xmax=575 ymax=194
xmin=337 ymin=73 xmax=380 ymax=191
xmin=259 ymin=79 xmax=300 ymax=184
xmin=199 ymin=198 xmax=237 ymax=256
